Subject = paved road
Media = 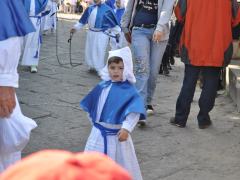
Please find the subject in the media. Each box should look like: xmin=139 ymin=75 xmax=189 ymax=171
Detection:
xmin=18 ymin=17 xmax=240 ymax=180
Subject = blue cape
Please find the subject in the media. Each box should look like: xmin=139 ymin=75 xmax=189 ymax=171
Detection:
xmin=79 ymin=3 xmax=119 ymax=31
xmin=23 ymin=0 xmax=48 ymax=15
xmin=115 ymin=8 xmax=125 ymax=24
xmin=105 ymin=0 xmax=116 ymax=9
xmin=80 ymin=81 xmax=146 ymax=125
xmin=0 ymin=0 xmax=35 ymax=41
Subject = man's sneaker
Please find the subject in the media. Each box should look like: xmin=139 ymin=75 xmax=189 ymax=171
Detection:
xmin=163 ymin=65 xmax=170 ymax=75
xmin=30 ymin=66 xmax=38 ymax=73
xmin=88 ymin=67 xmax=97 ymax=73
xmin=138 ymin=119 xmax=146 ymax=127
xmin=198 ymin=120 xmax=212 ymax=129
xmin=146 ymin=105 xmax=154 ymax=116
xmin=169 ymin=117 xmax=186 ymax=128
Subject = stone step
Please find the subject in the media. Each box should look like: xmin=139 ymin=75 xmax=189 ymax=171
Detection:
xmin=226 ymin=59 xmax=240 ymax=112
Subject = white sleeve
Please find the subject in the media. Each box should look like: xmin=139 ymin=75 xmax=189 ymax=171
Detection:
xmin=44 ymin=0 xmax=52 ymax=12
xmin=0 ymin=37 xmax=22 ymax=88
xmin=156 ymin=0 xmax=175 ymax=33
xmin=106 ymin=25 xmax=122 ymax=35
xmin=73 ymin=22 xmax=85 ymax=31
xmin=121 ymin=113 xmax=140 ymax=133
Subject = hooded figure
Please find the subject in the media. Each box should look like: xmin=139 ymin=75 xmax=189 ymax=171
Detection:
xmin=100 ymin=46 xmax=136 ymax=83
xmin=80 ymin=47 xmax=145 ymax=180
xmin=170 ymin=0 xmax=240 ymax=129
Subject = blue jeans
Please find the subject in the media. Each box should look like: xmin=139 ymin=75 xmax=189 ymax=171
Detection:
xmin=132 ymin=27 xmax=167 ymax=105
xmin=174 ymin=65 xmax=221 ymax=126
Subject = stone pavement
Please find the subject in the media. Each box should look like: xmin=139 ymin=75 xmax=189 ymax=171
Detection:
xmin=18 ymin=16 xmax=240 ymax=180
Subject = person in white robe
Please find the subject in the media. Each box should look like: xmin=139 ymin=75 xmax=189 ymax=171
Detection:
xmin=80 ymin=47 xmax=146 ymax=180
xmin=70 ymin=0 xmax=121 ymax=75
xmin=0 ymin=0 xmax=37 ymax=172
xmin=21 ymin=0 xmax=50 ymax=73
xmin=41 ymin=0 xmax=57 ymax=34
xmin=107 ymin=0 xmax=128 ymax=50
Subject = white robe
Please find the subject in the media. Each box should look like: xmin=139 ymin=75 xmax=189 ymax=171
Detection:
xmin=21 ymin=0 xmax=51 ymax=66
xmin=42 ymin=1 xmax=57 ymax=32
xmin=109 ymin=31 xmax=128 ymax=50
xmin=84 ymin=85 xmax=143 ymax=180
xmin=74 ymin=6 xmax=120 ymax=73
xmin=0 ymin=37 xmax=37 ymax=172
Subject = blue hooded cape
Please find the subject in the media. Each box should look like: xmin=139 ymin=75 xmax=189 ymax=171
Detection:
xmin=79 ymin=3 xmax=119 ymax=31
xmin=23 ymin=0 xmax=49 ymax=16
xmin=105 ymin=0 xmax=116 ymax=9
xmin=115 ymin=8 xmax=125 ymax=24
xmin=0 ymin=0 xmax=35 ymax=41
xmin=80 ymin=81 xmax=146 ymax=125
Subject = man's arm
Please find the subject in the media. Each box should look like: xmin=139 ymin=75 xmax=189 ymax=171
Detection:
xmin=153 ymin=0 xmax=175 ymax=42
xmin=120 ymin=0 xmax=135 ymax=43
xmin=232 ymin=0 xmax=240 ymax=27
xmin=174 ymin=0 xmax=187 ymax=23
xmin=155 ymin=0 xmax=175 ymax=33
xmin=0 ymin=38 xmax=21 ymax=118
xmin=120 ymin=0 xmax=135 ymax=33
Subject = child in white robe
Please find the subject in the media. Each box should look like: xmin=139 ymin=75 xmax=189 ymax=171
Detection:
xmin=21 ymin=0 xmax=50 ymax=73
xmin=41 ymin=0 xmax=57 ymax=34
xmin=80 ymin=47 xmax=146 ymax=180
xmin=108 ymin=0 xmax=128 ymax=50
xmin=70 ymin=0 xmax=121 ymax=75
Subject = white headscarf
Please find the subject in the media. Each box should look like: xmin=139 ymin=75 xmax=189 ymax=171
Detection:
xmin=115 ymin=0 xmax=126 ymax=9
xmin=100 ymin=46 xmax=136 ymax=84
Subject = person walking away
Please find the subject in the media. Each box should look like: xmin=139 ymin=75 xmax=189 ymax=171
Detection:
xmin=170 ymin=0 xmax=240 ymax=129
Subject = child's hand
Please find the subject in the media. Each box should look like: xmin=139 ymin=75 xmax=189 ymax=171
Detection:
xmin=70 ymin=28 xmax=76 ymax=34
xmin=118 ymin=128 xmax=129 ymax=142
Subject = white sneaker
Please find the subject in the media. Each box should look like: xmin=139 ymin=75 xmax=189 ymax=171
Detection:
xmin=146 ymin=105 xmax=154 ymax=116
xmin=138 ymin=119 xmax=146 ymax=127
xmin=30 ymin=66 xmax=38 ymax=73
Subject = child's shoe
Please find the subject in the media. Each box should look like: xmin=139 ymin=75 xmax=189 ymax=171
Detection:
xmin=30 ymin=66 xmax=37 ymax=73
xmin=138 ymin=119 xmax=146 ymax=127
xmin=146 ymin=105 xmax=154 ymax=116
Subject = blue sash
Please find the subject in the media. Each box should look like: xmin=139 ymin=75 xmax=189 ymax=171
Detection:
xmin=93 ymin=123 xmax=119 ymax=155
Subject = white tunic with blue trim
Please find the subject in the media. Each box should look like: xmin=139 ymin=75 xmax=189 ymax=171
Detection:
xmin=41 ymin=0 xmax=57 ymax=32
xmin=21 ymin=0 xmax=50 ymax=66
xmin=73 ymin=3 xmax=121 ymax=72
xmin=84 ymin=84 xmax=143 ymax=180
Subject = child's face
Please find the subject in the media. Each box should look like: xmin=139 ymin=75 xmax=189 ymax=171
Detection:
xmin=116 ymin=0 xmax=121 ymax=8
xmin=93 ymin=0 xmax=101 ymax=4
xmin=108 ymin=61 xmax=124 ymax=82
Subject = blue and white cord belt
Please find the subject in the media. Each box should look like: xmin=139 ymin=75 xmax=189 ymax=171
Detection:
xmin=93 ymin=123 xmax=120 ymax=155
xmin=89 ymin=28 xmax=120 ymax=43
